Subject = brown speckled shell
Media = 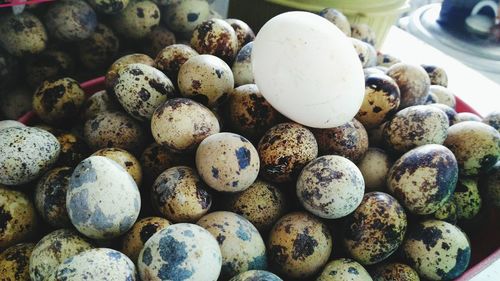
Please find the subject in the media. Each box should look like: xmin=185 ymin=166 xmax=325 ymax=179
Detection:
xmin=163 ymin=0 xmax=210 ymax=33
xmin=483 ymin=111 xmax=500 ymax=132
xmin=55 ymin=132 xmax=89 ymax=167
xmin=422 ymin=64 xmax=448 ymax=87
xmin=377 ymin=53 xmax=401 ymax=68
xmin=140 ymin=143 xmax=192 ymax=183
xmin=225 ymin=19 xmax=255 ymax=50
xmin=144 ymin=25 xmax=176 ymax=58
xmin=44 ymin=0 xmax=97 ymax=42
xmin=88 ymin=0 xmax=129 ymax=14
xmin=429 ymin=85 xmax=456 ymax=109
xmin=371 ymin=263 xmax=420 ymax=281
xmin=25 ymin=50 xmax=74 ymax=88
xmin=0 ymin=243 xmax=35 ymax=280
xmin=0 ymin=13 xmax=47 ymax=56
xmin=317 ymin=258 xmax=372 ymax=281
xmin=351 ymin=23 xmax=376 ymax=46
xmin=81 ymin=90 xmax=121 ymax=121
xmin=454 ymin=178 xmax=481 ymax=221
xmin=351 ymin=38 xmax=376 ymax=68
xmin=358 ymin=148 xmax=393 ymax=191
xmin=78 ymin=24 xmax=120 ymax=70
xmin=428 ymin=103 xmax=457 ymax=126
xmin=111 ymin=0 xmax=160 ymax=39
xmin=318 ymin=8 xmax=351 ymax=36
xmin=92 ymin=148 xmax=143 ymax=186
xmin=232 ymin=42 xmax=254 ymax=86
xmin=268 ymin=212 xmax=332 ymax=279
xmin=154 ymin=44 xmax=199 ymax=84
xmin=121 ymin=217 xmax=170 ymax=262
xmin=386 ymin=63 xmax=430 ymax=109
xmin=190 ymin=19 xmax=239 ymax=64
xmin=106 ymin=54 xmax=155 ymax=92
xmin=0 ymin=187 xmax=37 ymax=249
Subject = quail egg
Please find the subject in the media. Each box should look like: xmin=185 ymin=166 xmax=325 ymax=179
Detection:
xmin=121 ymin=217 xmax=171 ymax=263
xmin=351 ymin=23 xmax=377 ymax=46
xmin=351 ymin=38 xmax=376 ymax=68
xmin=140 ymin=142 xmax=192 ymax=183
xmin=0 ymin=243 xmax=35 ymax=280
xmin=426 ymin=92 xmax=439 ymax=104
xmin=422 ymin=64 xmax=448 ymax=87
xmin=78 ymin=24 xmax=120 ymax=70
xmin=317 ymin=258 xmax=373 ymax=281
xmin=163 ymin=0 xmax=210 ymax=33
xmin=24 ymin=50 xmax=74 ymax=88
xmin=0 ymin=120 xmax=25 ymax=130
xmin=154 ymin=44 xmax=199 ymax=84
xmin=0 ymin=12 xmax=47 ymax=56
xmin=454 ymin=177 xmax=482 ymax=221
xmin=371 ymin=263 xmax=420 ymax=281
xmin=480 ymin=161 xmax=500 ymax=208
xmin=191 ymin=19 xmax=239 ymax=63
xmin=453 ymin=112 xmax=482 ymax=124
xmin=111 ymin=0 xmax=160 ymax=39
xmin=81 ymin=90 xmax=121 ymax=121
xmin=225 ymin=19 xmax=255 ymax=50
xmin=144 ymin=25 xmax=176 ymax=57
xmin=483 ymin=111 xmax=500 ymax=132
xmin=92 ymin=148 xmax=143 ymax=186
xmin=377 ymin=53 xmax=401 ymax=68
xmin=432 ymin=196 xmax=458 ymax=224
xmin=231 ymin=42 xmax=254 ymax=86
xmin=429 ymin=103 xmax=457 ymax=126
xmin=429 ymin=85 xmax=456 ymax=109
xmin=358 ymin=148 xmax=393 ymax=191
xmin=88 ymin=0 xmax=129 ymax=14
xmin=386 ymin=63 xmax=430 ymax=108
xmin=105 ymin=53 xmax=155 ymax=91
xmin=44 ymin=0 xmax=97 ymax=42
xmin=0 ymin=87 xmax=32 ymax=120
xmin=318 ymin=8 xmax=351 ymax=36
xmin=229 ymin=270 xmax=282 ymax=281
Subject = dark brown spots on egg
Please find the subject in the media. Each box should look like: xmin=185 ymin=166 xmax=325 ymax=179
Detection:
xmin=269 ymin=245 xmax=288 ymax=266
xmin=138 ymin=88 xmax=151 ymax=101
xmin=136 ymin=7 xmax=145 ymax=18
xmin=39 ymin=84 xmax=65 ymax=112
xmin=140 ymin=223 xmax=160 ymax=243
xmin=0 ymin=207 xmax=12 ymax=233
xmin=292 ymin=232 xmax=318 ymax=260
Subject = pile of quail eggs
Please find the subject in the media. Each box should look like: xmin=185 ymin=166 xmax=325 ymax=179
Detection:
xmin=1 ymin=1 xmax=500 ymax=281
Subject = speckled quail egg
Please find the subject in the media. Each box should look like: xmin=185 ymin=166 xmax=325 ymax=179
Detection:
xmin=25 ymin=50 xmax=74 ymax=88
xmin=480 ymin=161 xmax=500 ymax=207
xmin=0 ymin=127 xmax=60 ymax=185
xmin=151 ymin=98 xmax=220 ymax=152
xmin=225 ymin=19 xmax=255 ymax=50
xmin=78 ymin=24 xmax=120 ymax=70
xmin=53 ymin=131 xmax=89 ymax=167
xmin=232 ymin=42 xmax=254 ymax=86
xmin=144 ymin=25 xmax=176 ymax=57
xmin=178 ymin=54 xmax=234 ymax=107
xmin=66 ymin=156 xmax=141 ymax=239
xmin=444 ymin=121 xmax=500 ymax=176
xmin=44 ymin=0 xmax=97 ymax=42
xmin=29 ymin=229 xmax=93 ymax=281
xmin=297 ymin=155 xmax=365 ymax=219
xmin=453 ymin=112 xmax=482 ymax=124
xmin=111 ymin=0 xmax=160 ymax=39
xmin=140 ymin=142 xmax=192 ymax=183
xmin=81 ymin=90 xmax=120 ymax=121
xmin=483 ymin=111 xmax=500 ymax=132
xmin=0 ymin=120 xmax=25 ymax=130
xmin=105 ymin=53 xmax=155 ymax=91
xmin=138 ymin=223 xmax=222 ymax=281
xmin=196 ymin=132 xmax=259 ymax=192
xmin=226 ymin=179 xmax=287 ymax=232
xmin=318 ymin=8 xmax=351 ymax=36
xmin=371 ymin=263 xmax=420 ymax=281
xmin=383 ymin=105 xmax=449 ymax=154
xmin=429 ymin=85 xmax=456 ymax=109
xmin=197 ymin=211 xmax=267 ymax=279
xmin=88 ymin=0 xmax=129 ymax=14
xmin=53 ymin=248 xmax=137 ymax=280
xmin=121 ymin=217 xmax=171 ymax=262
xmin=387 ymin=144 xmax=458 ymax=215
xmin=386 ymin=63 xmax=430 ymax=108
xmin=258 ymin=122 xmax=318 ymax=183
xmin=224 ymin=84 xmax=281 ymax=141
xmin=358 ymin=148 xmax=393 ymax=191
xmin=229 ymin=270 xmax=282 ymax=281
xmin=191 ymin=19 xmax=239 ymax=63
xmin=92 ymin=148 xmax=143 ymax=186
xmin=268 ymin=212 xmax=332 ymax=279
xmin=0 ymin=243 xmax=35 ymax=280
xmin=154 ymin=44 xmax=198 ymax=84
xmin=351 ymin=23 xmax=377 ymax=46
xmin=34 ymin=167 xmax=73 ymax=228
xmin=377 ymin=53 xmax=401 ymax=68
xmin=402 ymin=220 xmax=470 ymax=281
xmin=454 ymin=177 xmax=482 ymax=221
xmin=351 ymin=38 xmax=376 ymax=68
xmin=83 ymin=111 xmax=147 ymax=155
xmin=343 ymin=192 xmax=407 ymax=265
xmin=0 ymin=13 xmax=47 ymax=56
xmin=356 ymin=73 xmax=401 ymax=130
xmin=426 ymin=92 xmax=439 ymax=104
xmin=422 ymin=64 xmax=448 ymax=87
xmin=0 ymin=186 xmax=37 ymax=249
xmin=312 ymin=119 xmax=369 ymax=163
xmin=432 ymin=196 xmax=458 ymax=224
xmin=32 ymin=77 xmax=86 ymax=126
xmin=317 ymin=258 xmax=373 ymax=281
xmin=429 ymin=103 xmax=457 ymax=126
xmin=113 ymin=63 xmax=175 ymax=121
xmin=164 ymin=0 xmax=210 ymax=33
xmin=0 ymin=87 xmax=32 ymax=119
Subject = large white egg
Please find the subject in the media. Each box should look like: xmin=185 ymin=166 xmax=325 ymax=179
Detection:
xmin=252 ymin=11 xmax=365 ymax=128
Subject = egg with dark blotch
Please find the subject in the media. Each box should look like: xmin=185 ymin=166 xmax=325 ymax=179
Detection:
xmin=25 ymin=50 xmax=74 ymax=88
xmin=66 ymin=156 xmax=141 ymax=239
xmin=81 ymin=90 xmax=121 ymax=121
xmin=191 ymin=19 xmax=239 ymax=64
xmin=121 ymin=217 xmax=171 ymax=263
xmin=54 ymin=248 xmax=137 ymax=280
xmin=317 ymin=258 xmax=373 ymax=281
xmin=151 ymin=98 xmax=220 ymax=152
xmin=105 ymin=53 xmax=155 ymax=92
xmin=422 ymin=64 xmax=448 ymax=87
xmin=196 ymin=133 xmax=259 ymax=192
xmin=44 ymin=0 xmax=97 ymax=42
xmin=140 ymin=142 xmax=192 ymax=184
xmin=83 ymin=111 xmax=147 ymax=155
xmin=163 ymin=0 xmax=210 ymax=33
xmin=154 ymin=44 xmax=199 ymax=84
xmin=88 ymin=0 xmax=129 ymax=14
xmin=432 ymin=196 xmax=458 ymax=224
xmin=383 ymin=105 xmax=449 ymax=154
xmin=454 ymin=178 xmax=482 ymax=221
xmin=0 ymin=120 xmax=25 ymax=130
xmin=0 ymin=186 xmax=37 ymax=249
xmin=144 ymin=25 xmax=176 ymax=58
xmin=258 ymin=122 xmax=318 ymax=183
xmin=229 ymin=270 xmax=282 ymax=281
xmin=351 ymin=38 xmax=376 ymax=68
xmin=318 ymin=8 xmax=351 ymax=36
xmin=0 ymin=13 xmax=47 ymax=56
xmin=377 ymin=53 xmax=401 ymax=68
xmin=34 ymin=167 xmax=73 ymax=228
xmin=268 ymin=212 xmax=332 ymax=279
xmin=358 ymin=148 xmax=393 ymax=192
xmin=53 ymin=131 xmax=89 ymax=167
xmin=387 ymin=144 xmax=458 ymax=215
xmin=197 ymin=211 xmax=267 ymax=279
xmin=480 ymin=162 xmax=500 ymax=207
xmin=225 ymin=19 xmax=255 ymax=50
xmin=351 ymin=23 xmax=377 ymax=46
xmin=312 ymin=119 xmax=369 ymax=163
xmin=444 ymin=121 xmax=500 ymax=176
xmin=453 ymin=112 xmax=482 ymax=125
xmin=178 ymin=54 xmax=234 ymax=107
xmin=0 ymin=87 xmax=32 ymax=120
xmin=429 ymin=85 xmax=456 ymax=109
xmin=92 ymin=148 xmax=143 ymax=186
xmin=402 ymin=220 xmax=470 ymax=281
xmin=343 ymin=192 xmax=407 ymax=265
xmin=0 ymin=243 xmax=35 ymax=281
xmin=426 ymin=92 xmax=439 ymax=104
xmin=297 ymin=155 xmax=365 ymax=219
xmin=111 ymin=0 xmax=160 ymax=39
xmin=29 ymin=229 xmax=93 ymax=281
xmin=138 ymin=223 xmax=222 ymax=281
xmin=386 ymin=63 xmax=430 ymax=108
xmin=232 ymin=42 xmax=254 ymax=86
xmin=483 ymin=111 xmax=500 ymax=132
xmin=428 ymin=103 xmax=457 ymax=126
xmin=0 ymin=127 xmax=60 ymax=185
xmin=78 ymin=24 xmax=120 ymax=70
xmin=371 ymin=263 xmax=420 ymax=281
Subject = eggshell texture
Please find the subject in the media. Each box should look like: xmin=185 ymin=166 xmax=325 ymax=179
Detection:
xmin=229 ymin=270 xmax=282 ymax=281
xmin=429 ymin=103 xmax=457 ymax=126
xmin=480 ymin=162 xmax=500 ymax=207
xmin=297 ymin=155 xmax=365 ymax=219
xmin=386 ymin=63 xmax=430 ymax=109
xmin=387 ymin=144 xmax=458 ymax=215
xmin=140 ymin=142 xmax=192 ymax=183
xmin=0 ymin=120 xmax=25 ymax=130
xmin=422 ymin=64 xmax=448 ymax=87
xmin=33 ymin=77 xmax=86 ymax=126
xmin=29 ymin=229 xmax=93 ymax=281
xmin=268 ymin=212 xmax=332 ymax=279
xmin=78 ymin=24 xmax=120 ymax=70
xmin=402 ymin=220 xmax=470 ymax=281
xmin=351 ymin=23 xmax=377 ymax=46
xmin=144 ymin=25 xmax=176 ymax=58
xmin=44 ymin=0 xmax=97 ymax=42
xmin=343 ymin=192 xmax=407 ymax=265
xmin=429 ymin=85 xmax=456 ymax=109
xmin=81 ymin=90 xmax=121 ymax=121
xmin=92 ymin=148 xmax=143 ymax=186
xmin=258 ymin=122 xmax=318 ymax=183
xmin=371 ymin=263 xmax=420 ymax=281
xmin=0 ymin=243 xmax=35 ymax=281
xmin=252 ymin=12 xmax=364 ymax=128
xmin=356 ymin=73 xmax=401 ymax=130
xmin=351 ymin=38 xmax=376 ymax=68
xmin=138 ymin=223 xmax=222 ymax=281
xmin=0 ymin=87 xmax=32 ymax=120
xmin=318 ymin=8 xmax=351 ymax=36
xmin=444 ymin=121 xmax=500 ymax=176
xmin=196 ymin=133 xmax=259 ymax=192
xmin=106 ymin=53 xmax=155 ymax=91
xmin=483 ymin=111 xmax=500 ymax=132
xmin=453 ymin=112 xmax=482 ymax=124
xmin=66 ymin=156 xmax=141 ymax=239
xmin=0 ymin=13 xmax=47 ymax=56
xmin=383 ymin=105 xmax=449 ymax=154
xmin=0 ymin=127 xmax=60 ymax=186
xmin=312 ymin=119 xmax=369 ymax=163
xmin=454 ymin=178 xmax=481 ymax=221
xmin=377 ymin=53 xmax=401 ymax=68
xmin=54 ymin=132 xmax=89 ymax=167
xmin=191 ymin=19 xmax=239 ymax=63
xmin=154 ymin=44 xmax=199 ymax=83
xmin=163 ymin=0 xmax=210 ymax=33
xmin=152 ymin=98 xmax=220 ymax=152
xmin=432 ymin=197 xmax=458 ymax=224
xmin=317 ymin=258 xmax=373 ymax=281
xmin=178 ymin=54 xmax=234 ymax=107
xmin=121 ymin=217 xmax=171 ymax=263
xmin=88 ymin=0 xmax=129 ymax=14
xmin=25 ymin=50 xmax=74 ymax=88
xmin=54 ymin=248 xmax=137 ymax=280
xmin=111 ymin=0 xmax=160 ymax=39
xmin=231 ymin=42 xmax=254 ymax=86
xmin=225 ymin=19 xmax=255 ymax=50
xmin=358 ymin=148 xmax=393 ymax=191
xmin=197 ymin=211 xmax=267 ymax=279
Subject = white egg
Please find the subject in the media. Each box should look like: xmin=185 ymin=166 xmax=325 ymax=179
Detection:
xmin=252 ymin=11 xmax=364 ymax=128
